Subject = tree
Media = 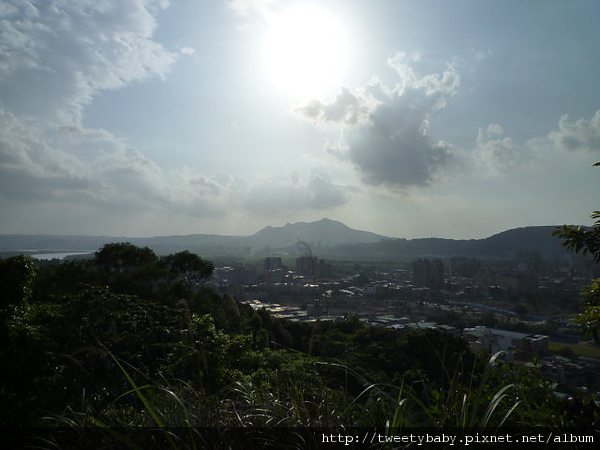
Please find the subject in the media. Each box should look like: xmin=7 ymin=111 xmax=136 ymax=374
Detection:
xmin=95 ymin=242 xmax=157 ymax=272
xmin=553 ymin=162 xmax=600 ymax=341
xmin=160 ymin=251 xmax=214 ymax=285
xmin=94 ymin=243 xmax=159 ymax=296
xmin=0 ymin=255 xmax=37 ymax=308
xmin=33 ymin=259 xmax=99 ymax=296
xmin=1 ymin=255 xmax=38 ymax=389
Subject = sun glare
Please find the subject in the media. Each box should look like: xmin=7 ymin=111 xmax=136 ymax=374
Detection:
xmin=262 ymin=4 xmax=349 ymax=100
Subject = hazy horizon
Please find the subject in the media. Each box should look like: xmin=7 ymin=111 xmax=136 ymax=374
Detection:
xmin=1 ymin=1 xmax=599 ymax=240
xmin=0 ymin=217 xmax=562 ymax=242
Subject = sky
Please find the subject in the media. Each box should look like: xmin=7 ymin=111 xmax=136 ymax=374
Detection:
xmin=1 ymin=0 xmax=600 ymax=240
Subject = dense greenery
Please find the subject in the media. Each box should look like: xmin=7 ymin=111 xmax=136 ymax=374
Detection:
xmin=554 ymin=162 xmax=600 ymax=342
xmin=1 ymin=243 xmax=598 ymax=443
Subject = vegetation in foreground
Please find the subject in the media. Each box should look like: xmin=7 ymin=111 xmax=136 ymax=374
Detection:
xmin=1 ymin=238 xmax=599 ymax=448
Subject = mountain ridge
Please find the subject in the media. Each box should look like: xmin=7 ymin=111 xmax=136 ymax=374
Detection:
xmin=0 ymin=219 xmax=575 ymax=260
xmin=245 ymin=218 xmax=389 ymax=248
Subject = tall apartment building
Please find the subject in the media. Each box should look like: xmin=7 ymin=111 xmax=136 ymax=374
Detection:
xmin=450 ymin=257 xmax=481 ymax=278
xmin=264 ymin=257 xmax=284 ymax=283
xmin=412 ymin=258 xmax=445 ymax=289
xmin=296 ymin=256 xmax=333 ymax=280
xmin=296 ymin=256 xmax=316 ymax=278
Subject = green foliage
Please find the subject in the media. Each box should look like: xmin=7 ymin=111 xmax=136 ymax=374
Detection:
xmin=0 ymin=255 xmax=40 ymax=425
xmin=33 ymin=259 xmax=99 ymax=296
xmin=552 ymin=163 xmax=599 ymax=262
xmin=553 ymin=162 xmax=600 ymax=342
xmin=0 ymin=255 xmax=37 ymax=308
xmin=581 ymin=278 xmax=600 ymax=308
xmin=0 ymin=284 xmax=182 ymax=426
xmin=572 ymin=305 xmax=600 ymax=341
xmin=223 ymin=353 xmax=339 ymax=427
xmin=160 ymin=250 xmax=214 ymax=284
xmin=553 ymin=213 xmax=600 ymax=263
xmin=95 ymin=242 xmax=157 ymax=271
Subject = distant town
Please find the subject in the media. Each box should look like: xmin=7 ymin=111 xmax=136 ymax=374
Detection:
xmin=205 ymin=249 xmax=600 ymax=399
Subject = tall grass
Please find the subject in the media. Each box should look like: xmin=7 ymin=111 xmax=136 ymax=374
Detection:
xmin=43 ymin=346 xmax=206 ymax=450
xmin=39 ymin=339 xmax=567 ymax=450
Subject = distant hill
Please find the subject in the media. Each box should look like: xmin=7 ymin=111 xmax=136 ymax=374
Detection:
xmin=334 ymin=226 xmax=568 ymax=260
xmin=0 ymin=221 xmax=576 ymax=261
xmin=0 ymin=233 xmax=245 ymax=257
xmin=242 ymin=218 xmax=389 ymax=249
xmin=475 ymin=226 xmax=564 ymax=257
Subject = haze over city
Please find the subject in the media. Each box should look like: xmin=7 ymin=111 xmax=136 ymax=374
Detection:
xmin=1 ymin=0 xmax=599 ymax=239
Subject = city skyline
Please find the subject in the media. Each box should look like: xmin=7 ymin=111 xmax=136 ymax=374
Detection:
xmin=1 ymin=0 xmax=600 ymax=239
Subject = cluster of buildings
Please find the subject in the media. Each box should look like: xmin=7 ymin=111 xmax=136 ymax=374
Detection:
xmin=208 ymin=253 xmax=600 ymax=397
xmin=210 ymin=254 xmax=592 ymax=312
xmin=213 ymin=256 xmax=333 ymax=287
xmin=238 ymin=298 xmax=599 ymax=398
xmin=461 ymin=325 xmax=600 ymax=396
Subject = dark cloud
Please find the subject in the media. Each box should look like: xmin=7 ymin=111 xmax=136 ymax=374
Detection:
xmin=296 ymin=54 xmax=460 ymax=188
xmin=348 ymin=107 xmax=455 ymax=187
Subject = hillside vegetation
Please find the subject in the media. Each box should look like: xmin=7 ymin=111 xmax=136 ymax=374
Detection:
xmin=1 ymin=244 xmax=598 ymax=447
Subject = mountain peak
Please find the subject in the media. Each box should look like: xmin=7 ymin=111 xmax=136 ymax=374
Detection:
xmin=248 ymin=219 xmax=388 ymax=248
xmin=317 ymin=217 xmax=345 ymax=226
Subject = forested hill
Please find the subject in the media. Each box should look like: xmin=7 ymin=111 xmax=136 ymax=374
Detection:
xmin=334 ymin=226 xmax=568 ymax=260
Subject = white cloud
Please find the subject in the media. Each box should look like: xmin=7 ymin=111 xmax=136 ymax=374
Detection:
xmin=388 ymin=52 xmax=459 ymax=99
xmin=475 ymin=124 xmax=524 ymax=173
xmin=0 ymin=0 xmax=176 ymax=124
xmin=470 ymin=48 xmax=493 ymax=61
xmin=0 ymin=112 xmax=166 ymax=208
xmin=0 ymin=0 xmax=248 ymax=232
xmin=179 ymin=46 xmax=196 ymax=55
xmin=0 ymin=112 xmax=96 ymax=202
xmin=1 ymin=0 xmax=354 ymax=226
xmin=294 ymin=87 xmax=377 ymax=127
xmin=547 ymin=110 xmax=600 ymax=153
xmin=239 ymin=169 xmax=349 ymax=215
xmin=473 ymin=109 xmax=600 ymax=180
xmin=0 ymin=103 xmax=351 ymax=230
xmin=225 ymin=0 xmax=277 ymax=20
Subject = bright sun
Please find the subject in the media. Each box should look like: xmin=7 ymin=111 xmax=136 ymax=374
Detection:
xmin=262 ymin=4 xmax=349 ymax=100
